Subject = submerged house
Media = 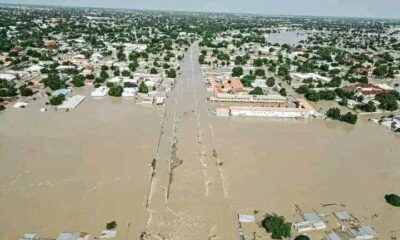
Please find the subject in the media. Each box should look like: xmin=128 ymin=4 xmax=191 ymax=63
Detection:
xmin=294 ymin=213 xmax=327 ymax=233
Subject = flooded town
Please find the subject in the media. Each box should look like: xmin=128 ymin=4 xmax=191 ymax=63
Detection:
xmin=0 ymin=2 xmax=400 ymax=240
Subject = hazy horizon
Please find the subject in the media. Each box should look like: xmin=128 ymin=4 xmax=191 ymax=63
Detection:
xmin=0 ymin=0 xmax=400 ymax=19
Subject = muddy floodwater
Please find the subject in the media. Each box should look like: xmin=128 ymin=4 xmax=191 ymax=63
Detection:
xmin=1 ymin=45 xmax=400 ymax=239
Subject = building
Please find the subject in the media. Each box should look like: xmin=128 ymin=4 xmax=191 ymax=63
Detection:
xmin=19 ymin=233 xmax=36 ymax=240
xmin=229 ymin=106 xmax=314 ymax=119
xmin=91 ymin=86 xmax=109 ymax=97
xmin=209 ymin=93 xmax=287 ymax=107
xmin=0 ymin=73 xmax=17 ymax=81
xmin=291 ymin=72 xmax=331 ymax=83
xmin=56 ymin=232 xmax=90 ymax=240
xmin=57 ymin=95 xmax=86 ymax=110
xmin=46 ymin=40 xmax=59 ymax=50
xmin=294 ymin=213 xmax=327 ymax=233
xmin=343 ymin=83 xmax=390 ymax=97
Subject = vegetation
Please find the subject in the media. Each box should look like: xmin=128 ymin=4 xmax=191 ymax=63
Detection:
xmin=42 ymin=74 xmax=65 ymax=90
xmin=108 ymin=85 xmax=123 ymax=97
xmin=261 ymin=214 xmax=291 ymax=240
xmin=106 ymin=221 xmax=117 ymax=230
xmin=0 ymin=80 xmax=18 ymax=97
xmin=19 ymin=85 xmax=34 ymax=96
xmin=139 ymin=82 xmax=149 ymax=93
xmin=250 ymin=87 xmax=263 ymax=95
xmin=72 ymin=75 xmax=85 ymax=87
xmin=266 ymin=77 xmax=275 ymax=87
xmin=326 ymin=108 xmax=358 ymax=124
xmin=49 ymin=94 xmax=65 ymax=105
xmin=385 ymin=194 xmax=400 ymax=207
xmin=375 ymin=92 xmax=399 ymax=111
xmin=232 ymin=67 xmax=243 ymax=77
xmin=294 ymin=235 xmax=310 ymax=240
xmin=166 ymin=69 xmax=177 ymax=78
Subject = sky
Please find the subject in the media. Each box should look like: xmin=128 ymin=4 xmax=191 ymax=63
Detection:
xmin=0 ymin=0 xmax=400 ymax=18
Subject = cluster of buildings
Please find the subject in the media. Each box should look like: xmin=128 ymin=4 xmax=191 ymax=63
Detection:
xmin=292 ymin=209 xmax=378 ymax=240
xmin=19 ymin=230 xmax=117 ymax=240
xmin=0 ymin=7 xmax=189 ymax=112
xmin=204 ymin=72 xmax=317 ymax=119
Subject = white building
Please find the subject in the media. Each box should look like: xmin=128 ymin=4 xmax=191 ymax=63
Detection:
xmin=291 ymin=72 xmax=331 ymax=82
xmin=91 ymin=86 xmax=109 ymax=97
xmin=229 ymin=106 xmax=314 ymax=119
xmin=0 ymin=73 xmax=16 ymax=81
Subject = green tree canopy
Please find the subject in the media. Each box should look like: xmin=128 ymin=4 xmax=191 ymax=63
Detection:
xmin=385 ymin=194 xmax=400 ymax=207
xmin=261 ymin=214 xmax=291 ymax=240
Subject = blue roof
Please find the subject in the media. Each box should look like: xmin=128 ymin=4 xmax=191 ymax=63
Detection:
xmin=52 ymin=88 xmax=72 ymax=96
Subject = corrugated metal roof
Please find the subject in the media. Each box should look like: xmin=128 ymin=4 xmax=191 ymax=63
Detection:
xmin=334 ymin=211 xmax=351 ymax=221
xmin=304 ymin=213 xmax=322 ymax=223
xmin=326 ymin=232 xmax=342 ymax=240
xmin=56 ymin=232 xmax=79 ymax=240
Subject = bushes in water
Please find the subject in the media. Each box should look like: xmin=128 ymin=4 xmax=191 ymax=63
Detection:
xmin=261 ymin=214 xmax=291 ymax=239
xmin=385 ymin=194 xmax=400 ymax=207
xmin=294 ymin=235 xmax=310 ymax=240
xmin=49 ymin=94 xmax=65 ymax=105
xmin=106 ymin=221 xmax=117 ymax=230
xmin=326 ymin=107 xmax=358 ymax=125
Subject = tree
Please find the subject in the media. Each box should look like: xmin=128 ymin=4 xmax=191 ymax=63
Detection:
xmin=357 ymin=101 xmax=376 ymax=112
xmin=100 ymin=70 xmax=109 ymax=80
xmin=278 ymin=64 xmax=290 ymax=77
xmin=19 ymin=85 xmax=34 ymax=96
xmin=108 ymin=85 xmax=123 ymax=97
xmin=327 ymin=108 xmax=341 ymax=120
xmin=279 ymin=88 xmax=287 ymax=97
xmin=375 ymin=92 xmax=399 ymax=111
xmin=385 ymin=194 xmax=400 ymax=207
xmin=255 ymin=68 xmax=265 ymax=77
xmin=72 ymin=75 xmax=85 ymax=87
xmin=296 ymin=85 xmax=309 ymax=94
xmin=250 ymin=87 xmax=263 ymax=95
xmin=198 ymin=55 xmax=205 ymax=64
xmin=232 ymin=67 xmax=243 ymax=77
xmin=294 ymin=235 xmax=310 ymax=240
xmin=305 ymin=91 xmax=320 ymax=102
xmin=49 ymin=94 xmax=65 ymax=105
xmin=340 ymin=112 xmax=358 ymax=125
xmin=319 ymin=90 xmax=336 ymax=100
xmin=166 ymin=69 xmax=177 ymax=78
xmin=235 ymin=56 xmax=247 ymax=65
xmin=266 ymin=78 xmax=275 ymax=87
xmin=261 ymin=214 xmax=291 ymax=240
xmin=117 ymin=50 xmax=126 ymax=61
xmin=241 ymin=75 xmax=255 ymax=87
xmin=327 ymin=76 xmax=342 ymax=88
xmin=106 ymin=221 xmax=117 ymax=230
xmin=121 ymin=70 xmax=131 ymax=77
xmin=150 ymin=68 xmax=158 ymax=74
xmin=253 ymin=58 xmax=263 ymax=67
xmin=139 ymin=82 xmax=149 ymax=93
xmin=42 ymin=74 xmax=64 ymax=91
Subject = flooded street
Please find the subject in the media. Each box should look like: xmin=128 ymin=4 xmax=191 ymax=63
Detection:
xmin=145 ymin=44 xmax=236 ymax=239
xmin=1 ymin=44 xmax=400 ymax=239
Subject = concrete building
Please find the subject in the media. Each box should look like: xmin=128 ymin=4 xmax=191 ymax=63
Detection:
xmin=56 ymin=232 xmax=90 ymax=240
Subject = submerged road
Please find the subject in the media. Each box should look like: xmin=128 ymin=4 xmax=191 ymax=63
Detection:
xmin=144 ymin=44 xmax=236 ymax=239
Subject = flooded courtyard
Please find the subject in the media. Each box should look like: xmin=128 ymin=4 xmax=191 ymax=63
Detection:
xmin=1 ymin=44 xmax=400 ymax=239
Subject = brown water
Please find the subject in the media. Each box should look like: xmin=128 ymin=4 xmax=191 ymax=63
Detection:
xmin=1 ymin=45 xmax=400 ymax=239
